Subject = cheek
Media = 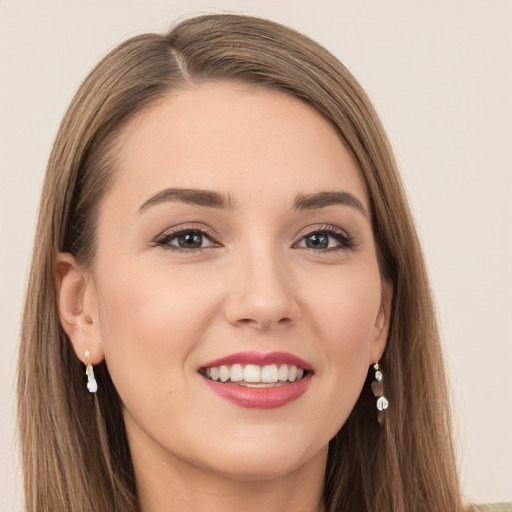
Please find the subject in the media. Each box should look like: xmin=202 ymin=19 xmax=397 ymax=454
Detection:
xmin=305 ymin=262 xmax=382 ymax=348
xmin=93 ymin=262 xmax=222 ymax=399
xmin=303 ymin=265 xmax=382 ymax=419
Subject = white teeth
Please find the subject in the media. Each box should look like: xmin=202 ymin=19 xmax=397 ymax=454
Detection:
xmin=230 ymin=364 xmax=243 ymax=382
xmin=203 ymin=363 xmax=306 ymax=384
xmin=219 ymin=365 xmax=229 ymax=382
xmin=261 ymin=364 xmax=278 ymax=383
xmin=243 ymin=364 xmax=261 ymax=383
xmin=278 ymin=364 xmax=288 ymax=382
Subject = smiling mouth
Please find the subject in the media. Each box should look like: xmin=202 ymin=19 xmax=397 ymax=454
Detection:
xmin=199 ymin=353 xmax=313 ymax=408
xmin=199 ymin=363 xmax=308 ymax=387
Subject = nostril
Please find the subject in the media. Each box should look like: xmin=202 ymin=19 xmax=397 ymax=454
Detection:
xmin=238 ymin=318 xmax=256 ymax=326
xmin=235 ymin=317 xmax=292 ymax=329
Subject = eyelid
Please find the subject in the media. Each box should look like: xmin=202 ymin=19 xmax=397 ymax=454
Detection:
xmin=293 ymin=224 xmax=356 ymax=250
xmin=150 ymin=222 xmax=356 ymax=252
xmin=296 ymin=223 xmax=347 ymax=235
xmin=152 ymin=223 xmax=221 ymax=250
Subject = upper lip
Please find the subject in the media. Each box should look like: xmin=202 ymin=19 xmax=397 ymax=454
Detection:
xmin=199 ymin=351 xmax=313 ymax=371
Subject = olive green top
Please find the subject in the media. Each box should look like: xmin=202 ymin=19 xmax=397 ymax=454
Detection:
xmin=473 ymin=504 xmax=512 ymax=512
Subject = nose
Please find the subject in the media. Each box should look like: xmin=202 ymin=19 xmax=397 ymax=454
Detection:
xmin=223 ymin=246 xmax=300 ymax=330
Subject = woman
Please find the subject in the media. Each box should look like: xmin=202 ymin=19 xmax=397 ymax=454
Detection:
xmin=16 ymin=13 xmax=507 ymax=512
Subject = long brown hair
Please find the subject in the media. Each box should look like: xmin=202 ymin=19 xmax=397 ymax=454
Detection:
xmin=18 ymin=14 xmax=464 ymax=511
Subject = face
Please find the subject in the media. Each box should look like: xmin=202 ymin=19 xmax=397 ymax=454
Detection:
xmin=71 ymin=83 xmax=390 ymax=481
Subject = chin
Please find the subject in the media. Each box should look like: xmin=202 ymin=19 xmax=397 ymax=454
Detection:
xmin=190 ymin=431 xmax=329 ymax=482
xmin=203 ymin=451 xmax=321 ymax=482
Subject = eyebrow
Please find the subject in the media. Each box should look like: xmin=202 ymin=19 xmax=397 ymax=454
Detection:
xmin=293 ymin=191 xmax=367 ymax=217
xmin=137 ymin=187 xmax=367 ymax=217
xmin=138 ymin=188 xmax=234 ymax=213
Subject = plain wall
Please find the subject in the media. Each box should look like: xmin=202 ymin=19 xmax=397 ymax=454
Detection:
xmin=1 ymin=1 xmax=510 ymax=509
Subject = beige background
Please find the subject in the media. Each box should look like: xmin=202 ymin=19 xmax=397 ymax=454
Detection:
xmin=1 ymin=1 xmax=510 ymax=509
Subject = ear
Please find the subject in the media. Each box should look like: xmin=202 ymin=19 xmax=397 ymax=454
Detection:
xmin=55 ymin=252 xmax=104 ymax=365
xmin=369 ymin=280 xmax=393 ymax=364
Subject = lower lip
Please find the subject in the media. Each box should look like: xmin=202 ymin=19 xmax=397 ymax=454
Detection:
xmin=202 ymin=374 xmax=312 ymax=409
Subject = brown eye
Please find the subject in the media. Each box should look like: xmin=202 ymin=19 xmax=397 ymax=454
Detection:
xmin=177 ymin=232 xmax=203 ymax=249
xmin=154 ymin=228 xmax=218 ymax=252
xmin=304 ymin=233 xmax=329 ymax=249
xmin=295 ymin=227 xmax=355 ymax=252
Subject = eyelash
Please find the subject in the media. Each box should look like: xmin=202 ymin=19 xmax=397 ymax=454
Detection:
xmin=294 ymin=225 xmax=356 ymax=252
xmin=152 ymin=224 xmax=356 ymax=253
xmin=153 ymin=225 xmax=220 ymax=253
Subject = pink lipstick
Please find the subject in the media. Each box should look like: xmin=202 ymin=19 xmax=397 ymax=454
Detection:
xmin=199 ymin=351 xmax=313 ymax=409
xmin=201 ymin=351 xmax=312 ymax=370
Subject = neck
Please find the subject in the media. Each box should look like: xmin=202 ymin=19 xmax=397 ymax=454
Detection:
xmin=132 ymin=439 xmax=327 ymax=512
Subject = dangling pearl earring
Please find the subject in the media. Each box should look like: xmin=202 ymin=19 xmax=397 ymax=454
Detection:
xmin=84 ymin=350 xmax=98 ymax=394
xmin=371 ymin=362 xmax=388 ymax=424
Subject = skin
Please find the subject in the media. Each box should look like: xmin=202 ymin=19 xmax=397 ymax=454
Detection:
xmin=57 ymin=82 xmax=391 ymax=512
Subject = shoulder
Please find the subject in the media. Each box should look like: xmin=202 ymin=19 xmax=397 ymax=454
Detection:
xmin=471 ymin=504 xmax=512 ymax=512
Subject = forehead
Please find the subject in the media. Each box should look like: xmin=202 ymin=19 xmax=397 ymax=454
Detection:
xmin=110 ymin=82 xmax=368 ymax=211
